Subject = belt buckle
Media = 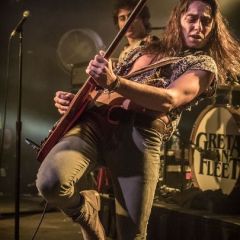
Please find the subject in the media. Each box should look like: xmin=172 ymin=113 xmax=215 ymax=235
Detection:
xmin=107 ymin=105 xmax=121 ymax=125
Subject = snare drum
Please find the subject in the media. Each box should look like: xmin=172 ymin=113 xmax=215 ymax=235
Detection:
xmin=214 ymin=84 xmax=240 ymax=108
xmin=189 ymin=105 xmax=240 ymax=195
xmin=231 ymin=85 xmax=240 ymax=108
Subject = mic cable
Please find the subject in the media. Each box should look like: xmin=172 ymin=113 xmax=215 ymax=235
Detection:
xmin=31 ymin=201 xmax=48 ymax=240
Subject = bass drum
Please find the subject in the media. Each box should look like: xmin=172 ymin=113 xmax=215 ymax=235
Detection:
xmin=189 ymin=105 xmax=240 ymax=195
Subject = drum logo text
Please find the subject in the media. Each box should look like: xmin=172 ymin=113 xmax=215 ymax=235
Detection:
xmin=195 ymin=132 xmax=240 ymax=180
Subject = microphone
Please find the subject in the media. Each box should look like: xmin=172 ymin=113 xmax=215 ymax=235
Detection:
xmin=10 ymin=10 xmax=30 ymax=37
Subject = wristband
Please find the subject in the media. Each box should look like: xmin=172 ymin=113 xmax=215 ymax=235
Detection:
xmin=108 ymin=75 xmax=121 ymax=91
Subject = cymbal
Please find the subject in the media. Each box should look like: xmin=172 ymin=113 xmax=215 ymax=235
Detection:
xmin=217 ymin=84 xmax=232 ymax=90
xmin=217 ymin=84 xmax=240 ymax=90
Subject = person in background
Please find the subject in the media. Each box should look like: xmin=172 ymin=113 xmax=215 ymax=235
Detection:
xmin=36 ymin=0 xmax=240 ymax=240
xmin=113 ymin=0 xmax=158 ymax=63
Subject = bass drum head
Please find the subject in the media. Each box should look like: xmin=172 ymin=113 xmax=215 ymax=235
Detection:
xmin=189 ymin=105 xmax=240 ymax=195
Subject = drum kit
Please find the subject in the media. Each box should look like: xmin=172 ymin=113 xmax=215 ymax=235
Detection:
xmin=161 ymin=85 xmax=240 ymax=196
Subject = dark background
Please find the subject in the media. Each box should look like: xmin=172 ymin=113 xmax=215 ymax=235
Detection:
xmin=0 ymin=0 xmax=239 ymax=196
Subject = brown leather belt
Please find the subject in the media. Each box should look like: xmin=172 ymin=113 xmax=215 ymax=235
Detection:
xmin=90 ymin=105 xmax=172 ymax=135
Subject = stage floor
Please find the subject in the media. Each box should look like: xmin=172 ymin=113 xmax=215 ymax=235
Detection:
xmin=1 ymin=192 xmax=240 ymax=240
xmin=0 ymin=195 xmax=84 ymax=240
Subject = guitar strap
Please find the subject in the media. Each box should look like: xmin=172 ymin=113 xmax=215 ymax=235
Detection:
xmin=123 ymin=56 xmax=182 ymax=78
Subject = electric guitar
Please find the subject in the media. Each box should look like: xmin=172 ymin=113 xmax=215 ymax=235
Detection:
xmin=37 ymin=0 xmax=148 ymax=162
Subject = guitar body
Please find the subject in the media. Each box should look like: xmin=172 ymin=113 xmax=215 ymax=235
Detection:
xmin=37 ymin=78 xmax=96 ymax=162
xmin=37 ymin=80 xmax=129 ymax=162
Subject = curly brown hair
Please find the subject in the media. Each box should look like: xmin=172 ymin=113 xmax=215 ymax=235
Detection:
xmin=149 ymin=0 xmax=240 ymax=84
xmin=112 ymin=0 xmax=151 ymax=33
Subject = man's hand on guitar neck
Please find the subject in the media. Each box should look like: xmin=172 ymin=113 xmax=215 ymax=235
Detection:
xmin=54 ymin=91 xmax=75 ymax=115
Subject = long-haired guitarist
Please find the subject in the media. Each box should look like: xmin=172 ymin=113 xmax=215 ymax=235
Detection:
xmin=36 ymin=0 xmax=240 ymax=239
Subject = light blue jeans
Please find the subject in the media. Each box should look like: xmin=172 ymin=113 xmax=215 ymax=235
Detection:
xmin=36 ymin=110 xmax=167 ymax=240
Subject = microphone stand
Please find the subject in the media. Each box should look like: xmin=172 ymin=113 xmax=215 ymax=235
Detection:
xmin=180 ymin=139 xmax=186 ymax=192
xmin=14 ymin=29 xmax=23 ymax=240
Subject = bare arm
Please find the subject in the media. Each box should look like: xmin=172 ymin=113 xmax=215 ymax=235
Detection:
xmin=86 ymin=52 xmax=214 ymax=113
xmin=115 ymin=69 xmax=214 ymax=112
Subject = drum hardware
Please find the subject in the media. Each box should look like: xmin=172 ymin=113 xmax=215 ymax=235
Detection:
xmin=231 ymin=85 xmax=240 ymax=108
xmin=157 ymin=185 xmax=181 ymax=198
xmin=214 ymin=84 xmax=240 ymax=109
xmin=214 ymin=85 xmax=232 ymax=106
xmin=160 ymin=130 xmax=192 ymax=192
